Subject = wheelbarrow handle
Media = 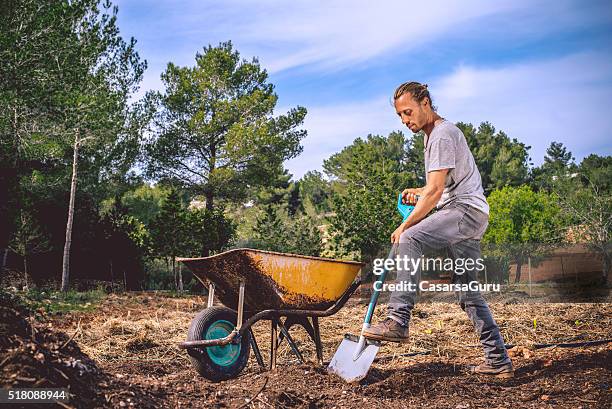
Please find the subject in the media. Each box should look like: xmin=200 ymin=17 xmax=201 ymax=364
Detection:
xmin=178 ymin=329 xmax=238 ymax=349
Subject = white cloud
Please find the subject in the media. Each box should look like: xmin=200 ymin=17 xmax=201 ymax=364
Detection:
xmin=140 ymin=0 xmax=523 ymax=74
xmin=284 ymin=97 xmax=401 ymax=178
xmin=115 ymin=1 xmax=612 ymax=178
xmin=153 ymin=0 xmax=612 ymax=74
xmin=432 ymin=51 xmax=612 ymax=164
xmin=117 ymin=0 xmax=612 ymax=74
xmin=287 ymin=51 xmax=612 ymax=179
xmin=265 ymin=1 xmax=521 ymax=73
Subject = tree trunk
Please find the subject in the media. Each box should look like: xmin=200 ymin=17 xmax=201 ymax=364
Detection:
xmin=603 ymin=253 xmax=611 ymax=286
xmin=514 ymin=261 xmax=522 ymax=284
xmin=201 ymin=188 xmax=213 ymax=257
xmin=207 ymin=142 xmax=216 ymax=212
xmin=201 ymin=143 xmax=215 ymax=258
xmin=61 ymin=132 xmax=79 ymax=292
xmin=202 ymin=189 xmax=214 ymax=253
xmin=205 ymin=189 xmax=214 ymax=211
xmin=200 ymin=205 xmax=211 ymax=257
xmin=165 ymin=256 xmax=170 ymax=286
xmin=177 ymin=259 xmax=183 ymax=292
xmin=1 ymin=106 xmax=20 ymax=266
xmin=172 ymin=256 xmax=177 ymax=290
xmin=1 ymin=248 xmax=7 ymax=275
xmin=110 ymin=260 xmax=114 ymax=288
xmin=23 ymin=255 xmax=28 ymax=289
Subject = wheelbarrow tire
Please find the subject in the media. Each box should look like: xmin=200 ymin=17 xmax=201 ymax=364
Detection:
xmin=186 ymin=306 xmax=251 ymax=382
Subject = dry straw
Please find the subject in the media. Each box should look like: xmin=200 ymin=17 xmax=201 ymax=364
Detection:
xmin=58 ymin=293 xmax=611 ymax=372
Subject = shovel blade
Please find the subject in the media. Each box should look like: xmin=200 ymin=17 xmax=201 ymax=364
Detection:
xmin=327 ymin=336 xmax=380 ymax=382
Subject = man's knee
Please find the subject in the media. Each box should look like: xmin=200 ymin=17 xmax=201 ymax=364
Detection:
xmin=397 ymin=233 xmax=423 ymax=264
xmin=398 ymin=226 xmax=423 ymax=245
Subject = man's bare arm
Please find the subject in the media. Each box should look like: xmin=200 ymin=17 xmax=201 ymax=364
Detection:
xmin=391 ymin=169 xmax=448 ymax=243
xmin=404 ymin=170 xmax=447 ymax=227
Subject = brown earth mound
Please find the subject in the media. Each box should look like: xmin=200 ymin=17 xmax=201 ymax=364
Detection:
xmin=0 ymin=292 xmax=99 ymax=407
xmin=0 ymin=292 xmax=165 ymax=408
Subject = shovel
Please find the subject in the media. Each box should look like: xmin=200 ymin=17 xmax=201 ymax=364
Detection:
xmin=327 ymin=194 xmax=416 ymax=382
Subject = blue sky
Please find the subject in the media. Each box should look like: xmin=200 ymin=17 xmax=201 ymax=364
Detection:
xmin=116 ymin=0 xmax=612 ymax=179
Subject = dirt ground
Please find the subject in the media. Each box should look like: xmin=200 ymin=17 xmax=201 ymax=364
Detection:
xmin=33 ymin=292 xmax=609 ymax=408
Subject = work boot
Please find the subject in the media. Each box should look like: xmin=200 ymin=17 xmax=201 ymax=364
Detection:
xmin=469 ymin=361 xmax=514 ymax=378
xmin=363 ymin=318 xmax=409 ymax=343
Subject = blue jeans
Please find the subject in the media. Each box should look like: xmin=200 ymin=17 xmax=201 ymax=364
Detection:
xmin=387 ymin=202 xmax=511 ymax=366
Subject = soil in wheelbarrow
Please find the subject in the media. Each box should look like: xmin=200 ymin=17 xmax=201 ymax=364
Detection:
xmin=41 ymin=292 xmax=611 ymax=408
xmin=183 ymin=250 xmax=335 ymax=311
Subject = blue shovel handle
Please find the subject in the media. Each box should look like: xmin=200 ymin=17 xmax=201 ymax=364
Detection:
xmin=397 ymin=192 xmax=417 ymax=222
xmin=363 ymin=245 xmax=396 ymax=324
xmin=363 ymin=193 xmax=419 ymax=325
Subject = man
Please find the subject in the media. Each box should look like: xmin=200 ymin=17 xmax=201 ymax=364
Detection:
xmin=362 ymin=81 xmax=514 ymax=378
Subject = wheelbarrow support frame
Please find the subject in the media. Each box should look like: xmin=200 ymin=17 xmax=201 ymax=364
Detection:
xmin=179 ymin=278 xmax=362 ymax=370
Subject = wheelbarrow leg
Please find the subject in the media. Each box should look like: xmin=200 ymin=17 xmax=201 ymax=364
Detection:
xmin=236 ymin=281 xmax=265 ymax=368
xmin=249 ymin=328 xmax=266 ymax=369
xmin=282 ymin=316 xmax=316 ymax=342
xmin=236 ymin=281 xmax=245 ymax=330
xmin=311 ymin=317 xmax=324 ymax=366
xmin=277 ymin=316 xmax=323 ymax=365
xmin=207 ymin=282 xmax=215 ymax=307
xmin=277 ymin=319 xmax=304 ymax=363
xmin=270 ymin=318 xmax=278 ymax=370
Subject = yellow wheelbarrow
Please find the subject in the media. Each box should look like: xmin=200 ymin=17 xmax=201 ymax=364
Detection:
xmin=177 ymin=248 xmax=364 ymax=381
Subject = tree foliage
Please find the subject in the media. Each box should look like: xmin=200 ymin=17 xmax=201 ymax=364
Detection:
xmin=187 ymin=207 xmax=236 ymax=258
xmin=325 ymin=131 xmax=418 ymax=261
xmin=299 ymin=171 xmax=332 ymax=214
xmin=457 ymin=122 xmax=531 ymax=194
xmin=530 ymin=142 xmax=577 ymax=191
xmin=9 ymin=209 xmax=51 ymax=285
xmin=145 ymin=41 xmax=306 ymax=210
xmin=100 ymin=197 xmax=151 ymax=289
xmin=252 ymin=205 xmax=322 ymax=257
xmin=117 ymin=183 xmax=170 ymax=227
xmin=1 ymin=0 xmax=147 ymax=290
xmin=484 ymin=185 xmax=564 ymax=283
xmin=554 ymin=154 xmax=612 ymax=284
xmin=149 ymin=190 xmax=188 ymax=262
xmin=578 ymin=154 xmax=612 ymax=194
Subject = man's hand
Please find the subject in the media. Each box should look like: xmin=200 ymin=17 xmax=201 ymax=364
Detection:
xmin=390 ymin=222 xmax=407 ymax=243
xmin=399 ymin=169 xmax=448 ymax=231
xmin=401 ymin=187 xmax=423 ymax=205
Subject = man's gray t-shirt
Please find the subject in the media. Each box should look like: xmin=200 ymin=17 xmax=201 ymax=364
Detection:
xmin=424 ymin=120 xmax=489 ymax=214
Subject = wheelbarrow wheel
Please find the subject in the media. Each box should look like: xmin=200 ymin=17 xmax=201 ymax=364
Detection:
xmin=186 ymin=306 xmax=251 ymax=382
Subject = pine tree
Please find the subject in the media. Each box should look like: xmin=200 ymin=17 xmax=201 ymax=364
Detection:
xmin=150 ymin=190 xmax=189 ymax=291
